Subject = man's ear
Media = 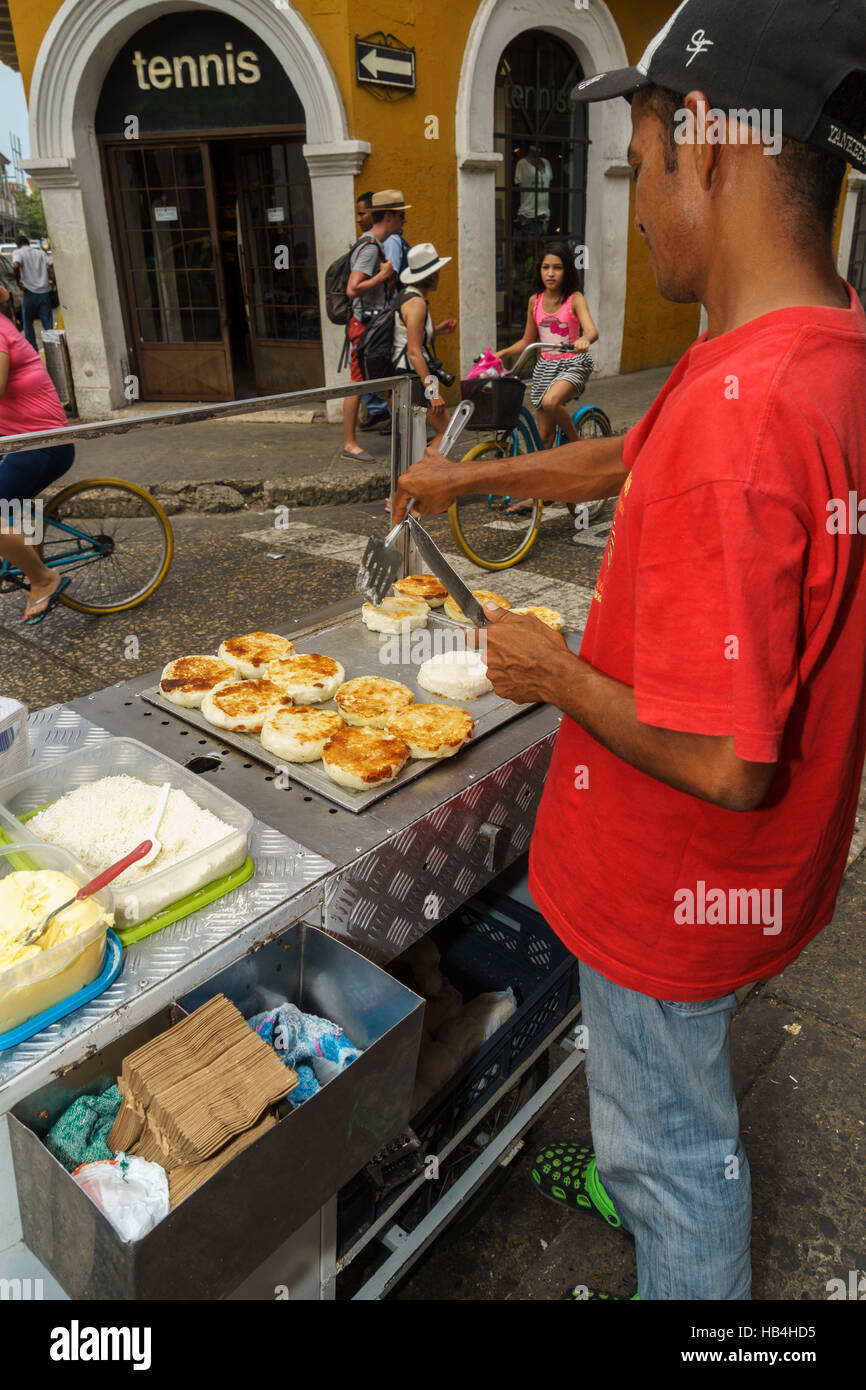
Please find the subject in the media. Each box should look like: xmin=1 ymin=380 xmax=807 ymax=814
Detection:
xmin=682 ymin=91 xmax=723 ymax=192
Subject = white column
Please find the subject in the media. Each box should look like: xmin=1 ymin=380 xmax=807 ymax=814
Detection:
xmin=24 ymin=156 xmax=128 ymax=420
xmin=303 ymin=140 xmax=370 ymax=422
xmin=456 ymin=153 xmax=502 ymax=373
xmin=836 ymin=169 xmax=866 ymax=278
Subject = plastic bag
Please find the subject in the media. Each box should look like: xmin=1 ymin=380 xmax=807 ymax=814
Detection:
xmin=465 ymin=348 xmax=504 ymax=380
xmin=72 ymin=1153 xmax=169 ymax=1241
xmin=462 ymin=988 xmax=518 ymax=1042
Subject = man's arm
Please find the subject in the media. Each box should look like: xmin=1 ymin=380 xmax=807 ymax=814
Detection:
xmin=475 ymin=608 xmax=776 ymax=812
xmin=393 ymin=433 xmax=627 ymax=522
xmin=0 ymin=350 xmax=10 ymax=399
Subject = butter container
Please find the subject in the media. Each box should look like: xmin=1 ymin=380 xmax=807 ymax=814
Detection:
xmin=0 ymin=842 xmax=113 ymax=1034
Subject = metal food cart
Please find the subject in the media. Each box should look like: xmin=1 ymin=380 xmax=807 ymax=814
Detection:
xmin=0 ymin=375 xmax=586 ymax=1300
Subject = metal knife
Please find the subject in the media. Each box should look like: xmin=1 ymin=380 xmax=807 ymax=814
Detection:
xmin=405 ymin=515 xmax=489 ymax=626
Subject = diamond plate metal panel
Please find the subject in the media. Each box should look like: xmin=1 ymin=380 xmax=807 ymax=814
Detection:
xmin=323 ymin=731 xmax=556 ymax=962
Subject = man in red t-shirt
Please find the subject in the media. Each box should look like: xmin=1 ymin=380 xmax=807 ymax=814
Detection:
xmin=395 ymin=0 xmax=866 ymax=1299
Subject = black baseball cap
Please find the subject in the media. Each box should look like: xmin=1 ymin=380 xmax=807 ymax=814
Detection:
xmin=572 ymin=0 xmax=866 ymax=172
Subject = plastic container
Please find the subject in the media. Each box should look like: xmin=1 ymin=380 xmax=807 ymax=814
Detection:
xmin=0 ymin=738 xmax=253 ymax=927
xmin=0 ymin=841 xmax=113 ymax=1033
xmin=460 ymin=375 xmax=526 ymax=430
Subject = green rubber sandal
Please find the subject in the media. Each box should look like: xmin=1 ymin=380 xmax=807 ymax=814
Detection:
xmin=561 ymin=1285 xmax=640 ymax=1301
xmin=531 ymin=1142 xmax=623 ymax=1228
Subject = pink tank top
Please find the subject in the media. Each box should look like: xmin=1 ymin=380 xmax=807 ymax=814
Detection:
xmin=534 ymin=292 xmax=583 ymax=361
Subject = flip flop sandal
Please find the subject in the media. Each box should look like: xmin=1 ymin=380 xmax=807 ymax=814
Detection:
xmin=340 ymin=448 xmax=376 ymax=464
xmin=531 ymin=1142 xmax=623 ymax=1228
xmin=561 ymin=1285 xmax=640 ymax=1301
xmin=22 ymin=575 xmax=72 ymax=626
xmin=505 ymin=502 xmax=534 ymax=516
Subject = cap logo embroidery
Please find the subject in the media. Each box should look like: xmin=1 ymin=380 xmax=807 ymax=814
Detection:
xmin=685 ymin=29 xmax=714 ymax=66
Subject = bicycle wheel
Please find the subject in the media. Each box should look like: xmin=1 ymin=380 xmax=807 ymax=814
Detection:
xmin=568 ymin=406 xmax=615 ymax=523
xmin=449 ymin=438 xmax=542 ymax=571
xmin=40 ymin=478 xmax=174 ymax=615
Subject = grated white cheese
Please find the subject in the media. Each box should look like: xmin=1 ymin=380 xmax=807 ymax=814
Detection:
xmin=27 ymin=776 xmax=235 ymax=885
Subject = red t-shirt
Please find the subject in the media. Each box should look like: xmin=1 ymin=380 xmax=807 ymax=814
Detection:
xmin=0 ymin=315 xmax=67 ymax=438
xmin=529 ymin=284 xmax=866 ymax=1000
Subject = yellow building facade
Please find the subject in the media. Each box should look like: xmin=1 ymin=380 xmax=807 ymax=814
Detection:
xmin=4 ymin=0 xmax=734 ymax=416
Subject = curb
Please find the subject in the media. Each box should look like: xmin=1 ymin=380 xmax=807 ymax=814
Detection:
xmin=44 ymin=467 xmax=391 ymax=516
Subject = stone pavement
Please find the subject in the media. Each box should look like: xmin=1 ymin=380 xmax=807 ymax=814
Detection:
xmin=49 ymin=366 xmax=673 ymax=515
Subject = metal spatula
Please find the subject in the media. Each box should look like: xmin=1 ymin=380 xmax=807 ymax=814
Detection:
xmin=356 ymin=399 xmax=475 ymax=605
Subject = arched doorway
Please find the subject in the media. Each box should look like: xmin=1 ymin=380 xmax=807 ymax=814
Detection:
xmin=26 ymin=0 xmax=367 ymax=416
xmin=97 ymin=12 xmax=321 ymax=399
xmin=456 ymin=0 xmax=631 ymax=379
xmin=493 ymin=30 xmax=588 ymax=344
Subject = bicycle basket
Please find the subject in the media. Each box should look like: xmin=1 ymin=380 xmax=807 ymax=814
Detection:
xmin=460 ymin=376 xmax=525 ymax=430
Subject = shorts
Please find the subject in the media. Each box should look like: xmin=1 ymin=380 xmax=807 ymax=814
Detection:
xmin=0 ymin=443 xmax=75 ymax=504
xmin=347 ymin=315 xmax=366 ymax=384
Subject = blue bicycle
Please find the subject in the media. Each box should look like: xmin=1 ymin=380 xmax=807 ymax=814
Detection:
xmin=450 ymin=344 xmax=614 ymax=571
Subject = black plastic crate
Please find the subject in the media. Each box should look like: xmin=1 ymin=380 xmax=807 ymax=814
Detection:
xmin=460 ymin=375 xmax=525 ymax=430
xmin=337 ymin=890 xmax=578 ymax=1257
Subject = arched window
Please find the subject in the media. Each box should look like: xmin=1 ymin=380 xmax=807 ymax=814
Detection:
xmin=494 ymin=30 xmax=589 ymax=343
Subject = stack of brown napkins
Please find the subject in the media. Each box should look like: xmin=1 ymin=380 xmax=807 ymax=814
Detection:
xmin=109 ymin=994 xmax=296 ymax=1207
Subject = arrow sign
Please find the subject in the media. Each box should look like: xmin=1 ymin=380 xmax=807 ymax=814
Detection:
xmin=356 ymin=40 xmax=416 ymax=90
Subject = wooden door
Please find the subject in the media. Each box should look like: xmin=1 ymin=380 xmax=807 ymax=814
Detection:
xmin=235 ymin=139 xmax=324 ymax=393
xmin=108 ymin=142 xmax=233 ymax=400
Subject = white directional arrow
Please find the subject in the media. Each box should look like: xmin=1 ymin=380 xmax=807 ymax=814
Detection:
xmin=360 ymin=49 xmax=413 ymax=80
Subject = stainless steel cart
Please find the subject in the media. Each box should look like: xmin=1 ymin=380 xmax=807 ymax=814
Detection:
xmin=0 ymin=377 xmax=586 ymax=1300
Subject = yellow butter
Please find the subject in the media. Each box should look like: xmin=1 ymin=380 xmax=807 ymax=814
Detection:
xmin=0 ymin=870 xmax=104 ymax=970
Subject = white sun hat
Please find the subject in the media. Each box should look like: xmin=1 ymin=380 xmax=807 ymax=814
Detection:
xmin=400 ymin=242 xmax=452 ymax=285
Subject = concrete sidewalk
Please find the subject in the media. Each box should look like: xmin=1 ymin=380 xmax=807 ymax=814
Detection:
xmin=51 ymin=366 xmax=672 ymax=515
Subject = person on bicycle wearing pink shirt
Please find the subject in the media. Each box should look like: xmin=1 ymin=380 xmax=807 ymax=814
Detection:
xmin=497 ymin=242 xmax=599 ymax=512
xmin=497 ymin=242 xmax=599 ymax=448
xmin=0 ymin=290 xmax=74 ymax=624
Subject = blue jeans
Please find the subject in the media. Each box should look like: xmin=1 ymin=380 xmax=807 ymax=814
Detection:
xmin=578 ymin=959 xmax=752 ymax=1300
xmin=362 ymin=391 xmax=389 ymax=420
xmin=22 ymin=289 xmax=53 ymax=350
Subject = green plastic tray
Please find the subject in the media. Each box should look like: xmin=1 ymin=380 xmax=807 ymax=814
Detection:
xmin=115 ymin=854 xmax=255 ymax=946
xmin=0 ymin=807 xmax=255 ymax=948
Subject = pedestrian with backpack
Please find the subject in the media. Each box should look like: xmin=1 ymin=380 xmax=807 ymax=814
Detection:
xmin=391 ymin=243 xmax=456 ymax=450
xmin=338 ymin=190 xmax=409 ymax=463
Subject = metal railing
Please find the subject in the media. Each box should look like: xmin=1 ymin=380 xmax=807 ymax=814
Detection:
xmin=0 ymin=372 xmax=427 ymax=575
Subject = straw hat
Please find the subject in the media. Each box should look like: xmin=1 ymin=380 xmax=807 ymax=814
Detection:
xmin=371 ymin=189 xmax=412 ymax=212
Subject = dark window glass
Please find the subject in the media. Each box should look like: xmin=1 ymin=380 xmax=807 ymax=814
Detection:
xmin=131 ymin=269 xmax=159 ymax=308
xmin=174 ymin=147 xmax=205 ymax=186
xmin=177 ymin=187 xmax=209 ymax=229
xmin=188 ymin=270 xmax=218 ymax=307
xmin=143 ymin=148 xmax=175 ymax=189
xmin=115 ymin=149 xmax=145 ymax=189
xmin=137 ymin=308 xmax=162 ymax=342
xmin=493 ymin=31 xmax=588 ymax=342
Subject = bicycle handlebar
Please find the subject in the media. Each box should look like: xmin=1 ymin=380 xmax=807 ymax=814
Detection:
xmin=502 ymin=342 xmax=577 ymax=377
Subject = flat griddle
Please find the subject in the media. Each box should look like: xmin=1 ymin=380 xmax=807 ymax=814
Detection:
xmin=141 ymin=608 xmax=536 ymax=813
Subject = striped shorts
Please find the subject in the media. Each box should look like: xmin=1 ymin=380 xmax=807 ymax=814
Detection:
xmin=530 ymin=352 xmax=595 ymax=408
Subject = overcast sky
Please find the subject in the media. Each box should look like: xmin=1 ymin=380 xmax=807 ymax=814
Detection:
xmin=0 ymin=62 xmax=30 ymax=166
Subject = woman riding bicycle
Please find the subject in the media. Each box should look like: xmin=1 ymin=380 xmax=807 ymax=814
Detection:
xmin=498 ymin=241 xmax=599 ymax=448
xmin=0 ymin=284 xmax=74 ymax=624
